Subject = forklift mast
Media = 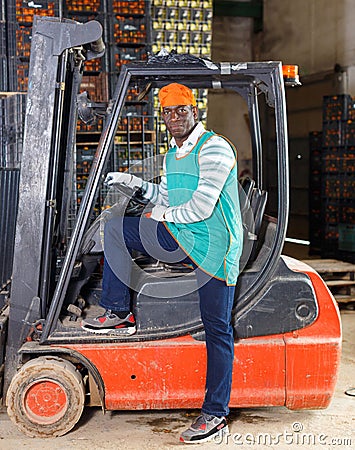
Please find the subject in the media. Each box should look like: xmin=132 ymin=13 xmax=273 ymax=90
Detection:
xmin=4 ymin=16 xmax=105 ymax=395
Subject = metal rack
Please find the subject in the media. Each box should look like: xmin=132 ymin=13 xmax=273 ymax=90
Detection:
xmin=310 ymin=94 xmax=355 ymax=262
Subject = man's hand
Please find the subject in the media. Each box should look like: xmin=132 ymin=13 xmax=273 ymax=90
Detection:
xmin=104 ymin=172 xmax=143 ymax=189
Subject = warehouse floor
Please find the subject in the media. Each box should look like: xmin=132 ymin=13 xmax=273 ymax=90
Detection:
xmin=0 ymin=308 xmax=353 ymax=450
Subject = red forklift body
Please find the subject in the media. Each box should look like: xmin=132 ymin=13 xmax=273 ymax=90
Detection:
xmin=58 ymin=257 xmax=341 ymax=412
xmin=283 ymin=257 xmax=341 ymax=410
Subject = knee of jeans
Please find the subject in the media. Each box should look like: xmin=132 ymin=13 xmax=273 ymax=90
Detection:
xmin=201 ymin=311 xmax=233 ymax=333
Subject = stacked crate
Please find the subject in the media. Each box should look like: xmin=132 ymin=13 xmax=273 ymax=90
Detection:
xmin=63 ymin=1 xmax=153 ymax=216
xmin=308 ymin=131 xmax=322 ymax=255
xmin=63 ymin=0 xmax=107 ymax=215
xmin=0 ymin=94 xmax=23 ymax=304
xmin=151 ymin=0 xmax=212 ymax=126
xmin=0 ymin=3 xmax=26 ymax=292
xmin=0 ymin=168 xmax=20 ymax=308
xmin=109 ymin=0 xmax=153 ymax=128
xmin=64 ymin=0 xmax=108 ymax=135
xmin=0 ymin=93 xmax=26 ymax=169
xmin=111 ymin=1 xmax=150 ymax=75
xmin=64 ymin=0 xmax=153 ymax=212
xmin=107 ymin=1 xmax=157 ymax=182
xmin=7 ymin=1 xmax=61 ymax=92
xmin=5 ymin=1 xmax=213 ymax=215
xmin=0 ymin=3 xmax=7 ymax=92
xmin=113 ymin=115 xmax=160 ymax=181
xmin=320 ymin=95 xmax=355 ymax=262
xmin=151 ymin=0 xmax=212 ymax=58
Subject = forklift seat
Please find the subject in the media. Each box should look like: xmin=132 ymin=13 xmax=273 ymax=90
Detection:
xmin=239 ymin=178 xmax=268 ymax=267
xmin=248 ymin=187 xmax=268 ymax=262
xmin=239 ymin=176 xmax=255 ymax=214
xmin=250 ymin=187 xmax=268 ymax=237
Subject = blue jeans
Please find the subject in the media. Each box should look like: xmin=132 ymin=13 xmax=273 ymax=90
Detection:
xmin=102 ymin=215 xmax=235 ymax=417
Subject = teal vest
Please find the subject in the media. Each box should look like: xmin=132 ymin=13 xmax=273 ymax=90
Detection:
xmin=165 ymin=131 xmax=243 ymax=285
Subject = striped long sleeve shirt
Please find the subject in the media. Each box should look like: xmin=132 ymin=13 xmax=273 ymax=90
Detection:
xmin=141 ymin=122 xmax=237 ymax=224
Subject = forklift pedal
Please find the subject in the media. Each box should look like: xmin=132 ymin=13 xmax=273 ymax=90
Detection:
xmin=67 ymin=304 xmax=83 ymax=318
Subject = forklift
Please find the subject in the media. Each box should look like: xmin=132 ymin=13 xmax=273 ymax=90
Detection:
xmin=0 ymin=17 xmax=341 ymax=437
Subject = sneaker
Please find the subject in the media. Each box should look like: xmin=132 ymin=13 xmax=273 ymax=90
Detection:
xmin=180 ymin=413 xmax=229 ymax=444
xmin=81 ymin=310 xmax=136 ymax=335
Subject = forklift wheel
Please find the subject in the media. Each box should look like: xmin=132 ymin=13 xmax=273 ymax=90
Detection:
xmin=6 ymin=356 xmax=85 ymax=438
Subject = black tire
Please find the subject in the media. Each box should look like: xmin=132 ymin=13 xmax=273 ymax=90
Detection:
xmin=6 ymin=356 xmax=85 ymax=438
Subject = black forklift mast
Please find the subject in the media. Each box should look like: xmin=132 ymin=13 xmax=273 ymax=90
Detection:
xmin=4 ymin=17 xmax=104 ymax=395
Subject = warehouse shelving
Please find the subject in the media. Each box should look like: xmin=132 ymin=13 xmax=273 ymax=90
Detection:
xmin=310 ymin=95 xmax=355 ymax=262
xmin=309 ymin=131 xmax=322 ymax=255
xmin=2 ymin=0 xmax=213 ymax=223
xmin=6 ymin=1 xmax=61 ymax=92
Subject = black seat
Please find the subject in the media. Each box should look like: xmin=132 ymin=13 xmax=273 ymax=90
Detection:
xmin=239 ymin=178 xmax=268 ymax=268
xmin=250 ymin=188 xmax=268 ymax=236
xmin=248 ymin=187 xmax=268 ymax=261
xmin=239 ymin=176 xmax=255 ymax=215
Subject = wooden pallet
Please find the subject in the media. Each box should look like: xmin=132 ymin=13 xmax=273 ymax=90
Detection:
xmin=301 ymin=259 xmax=355 ymax=304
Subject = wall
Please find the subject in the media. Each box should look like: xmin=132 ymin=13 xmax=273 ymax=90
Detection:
xmin=261 ymin=0 xmax=355 ymax=79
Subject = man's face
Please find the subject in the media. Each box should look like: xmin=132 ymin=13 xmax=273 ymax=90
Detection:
xmin=162 ymin=105 xmax=198 ymax=144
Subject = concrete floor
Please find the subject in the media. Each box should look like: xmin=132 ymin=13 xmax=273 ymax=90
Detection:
xmin=0 ymin=309 xmax=353 ymax=450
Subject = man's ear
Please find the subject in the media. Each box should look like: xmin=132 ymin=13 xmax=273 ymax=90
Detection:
xmin=192 ymin=106 xmax=199 ymax=121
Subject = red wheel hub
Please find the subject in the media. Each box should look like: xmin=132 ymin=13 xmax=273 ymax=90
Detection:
xmin=23 ymin=379 xmax=68 ymax=424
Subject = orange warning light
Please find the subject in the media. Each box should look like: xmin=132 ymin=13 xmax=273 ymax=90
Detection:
xmin=282 ymin=65 xmax=301 ymax=86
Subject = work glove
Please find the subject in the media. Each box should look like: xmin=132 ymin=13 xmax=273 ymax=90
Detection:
xmin=147 ymin=204 xmax=168 ymax=221
xmin=104 ymin=172 xmax=143 ymax=189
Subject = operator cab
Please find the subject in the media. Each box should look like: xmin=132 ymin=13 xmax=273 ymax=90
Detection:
xmin=39 ymin=53 xmax=317 ymax=344
xmin=62 ymin=176 xmax=270 ymax=339
xmin=6 ymin=18 xmax=314 ymax=345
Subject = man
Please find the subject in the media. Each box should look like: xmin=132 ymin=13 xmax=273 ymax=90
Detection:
xmin=82 ymin=83 xmax=243 ymax=443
